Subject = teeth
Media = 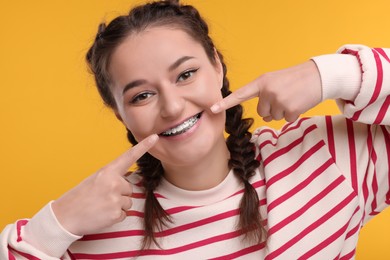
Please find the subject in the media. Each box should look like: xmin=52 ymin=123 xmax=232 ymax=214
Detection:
xmin=162 ymin=113 xmax=200 ymax=136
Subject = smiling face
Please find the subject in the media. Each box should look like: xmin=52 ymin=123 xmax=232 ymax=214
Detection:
xmin=109 ymin=26 xmax=227 ymax=168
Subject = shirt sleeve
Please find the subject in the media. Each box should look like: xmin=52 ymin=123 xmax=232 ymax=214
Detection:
xmin=312 ymin=45 xmax=390 ymax=224
xmin=0 ymin=202 xmax=81 ymax=259
xmin=312 ymin=44 xmax=390 ymax=125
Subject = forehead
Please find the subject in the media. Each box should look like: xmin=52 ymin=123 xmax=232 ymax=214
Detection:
xmin=108 ymin=26 xmax=211 ymax=90
xmin=111 ymin=27 xmax=206 ymax=69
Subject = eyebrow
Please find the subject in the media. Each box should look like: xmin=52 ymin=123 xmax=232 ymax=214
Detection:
xmin=122 ymin=79 xmax=147 ymax=95
xmin=168 ymin=56 xmax=195 ymax=72
xmin=122 ymin=56 xmax=195 ymax=95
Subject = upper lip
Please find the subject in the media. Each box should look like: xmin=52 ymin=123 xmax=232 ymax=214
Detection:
xmin=158 ymin=112 xmax=202 ymax=135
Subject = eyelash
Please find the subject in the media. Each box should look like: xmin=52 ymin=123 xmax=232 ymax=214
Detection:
xmin=130 ymin=92 xmax=155 ymax=104
xmin=177 ymin=68 xmax=199 ymax=82
xmin=129 ymin=68 xmax=200 ymax=104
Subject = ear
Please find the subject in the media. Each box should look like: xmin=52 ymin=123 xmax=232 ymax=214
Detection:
xmin=213 ymin=48 xmax=224 ymax=88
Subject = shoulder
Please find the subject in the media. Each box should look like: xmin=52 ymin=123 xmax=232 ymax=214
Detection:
xmin=251 ymin=117 xmax=320 ymax=149
xmin=250 ymin=116 xmax=347 ymax=165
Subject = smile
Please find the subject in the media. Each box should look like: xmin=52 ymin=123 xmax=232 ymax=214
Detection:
xmin=160 ymin=113 xmax=202 ymax=137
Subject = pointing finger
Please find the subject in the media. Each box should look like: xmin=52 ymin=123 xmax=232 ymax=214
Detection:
xmin=210 ymin=81 xmax=260 ymax=113
xmin=110 ymin=134 xmax=159 ymax=174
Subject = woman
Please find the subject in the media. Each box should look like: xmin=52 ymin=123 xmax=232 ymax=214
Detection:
xmin=2 ymin=0 xmax=389 ymax=259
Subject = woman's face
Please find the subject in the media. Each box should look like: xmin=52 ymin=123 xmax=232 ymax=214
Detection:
xmin=109 ymin=26 xmax=226 ymax=167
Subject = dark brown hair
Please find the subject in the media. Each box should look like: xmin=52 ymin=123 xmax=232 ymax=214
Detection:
xmin=86 ymin=0 xmax=264 ymax=249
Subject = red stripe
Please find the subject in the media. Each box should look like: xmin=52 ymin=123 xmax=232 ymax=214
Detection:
xmin=375 ymin=95 xmax=390 ymax=124
xmin=345 ymin=221 xmax=361 ymax=239
xmin=166 ymin=205 xmax=199 ymax=214
xmin=268 ymin=175 xmax=344 ymax=235
xmin=126 ymin=210 xmax=144 ymax=217
xmin=281 ymin=121 xmax=294 ymax=132
xmin=341 ymin=49 xmax=359 ymax=56
xmin=267 ymin=158 xmax=333 ymax=212
xmin=381 ymin=126 xmax=390 ymax=202
xmin=126 ymin=205 xmax=199 ymax=218
xmin=131 ymin=192 xmax=165 ymax=199
xmin=229 ymin=179 xmax=266 ymax=198
xmin=155 ymin=209 xmax=239 ymax=237
xmin=73 ymin=230 xmax=243 ymax=258
xmin=369 ymin=140 xmax=379 ymax=215
xmin=256 ymin=128 xmax=278 ymax=139
xmin=325 ymin=116 xmax=336 ymax=159
xmin=374 ymin=48 xmax=390 ymax=63
xmin=82 ymin=209 xmax=241 ymax=241
xmin=208 ymin=242 xmax=266 ymax=260
xmin=298 ymin=221 xmax=350 ymax=259
xmin=256 ymin=153 xmax=262 ymax=162
xmin=280 ymin=118 xmax=310 ymax=135
xmin=267 ymin=141 xmax=325 ymax=188
xmin=131 ymin=192 xmax=145 ymax=199
xmin=339 ymin=249 xmax=356 ymax=260
xmin=263 ymin=124 xmax=317 ymax=166
xmin=259 ymin=118 xmax=310 ymax=149
xmin=341 ymin=48 xmax=363 ymax=80
xmin=364 ymin=125 xmax=378 ymax=215
xmin=265 ymin=192 xmax=356 ymax=260
xmin=351 ymin=49 xmax=383 ymax=121
xmin=361 ymin=141 xmax=369 ymax=222
xmin=7 ymin=246 xmax=40 ymax=260
xmin=16 ymin=220 xmax=28 ymax=242
xmin=81 ymin=230 xmax=144 ymax=241
xmin=346 ymin=119 xmax=358 ymax=193
xmin=300 ymin=206 xmax=359 ymax=259
xmin=8 ymin=250 xmax=16 ymax=260
xmin=66 ymin=250 xmax=77 ymax=260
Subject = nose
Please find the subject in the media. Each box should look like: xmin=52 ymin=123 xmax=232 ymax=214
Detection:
xmin=159 ymin=86 xmax=185 ymax=120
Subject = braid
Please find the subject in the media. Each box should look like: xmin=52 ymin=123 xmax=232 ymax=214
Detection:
xmin=127 ymin=130 xmax=172 ymax=249
xmin=138 ymin=154 xmax=170 ymax=250
xmin=219 ymin=51 xmax=264 ymax=243
xmin=86 ymin=0 xmax=266 ymax=250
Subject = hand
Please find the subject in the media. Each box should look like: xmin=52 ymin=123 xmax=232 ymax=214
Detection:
xmin=52 ymin=134 xmax=159 ymax=236
xmin=211 ymin=60 xmax=322 ymax=122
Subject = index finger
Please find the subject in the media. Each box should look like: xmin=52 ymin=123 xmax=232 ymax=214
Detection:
xmin=109 ymin=134 xmax=159 ymax=174
xmin=210 ymin=80 xmax=260 ymax=113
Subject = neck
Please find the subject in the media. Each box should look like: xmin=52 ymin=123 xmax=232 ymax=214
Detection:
xmin=161 ymin=136 xmax=230 ymax=191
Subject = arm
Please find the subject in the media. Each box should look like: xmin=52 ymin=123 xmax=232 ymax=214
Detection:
xmin=313 ymin=45 xmax=390 ymax=125
xmin=1 ymin=134 xmax=159 ymax=259
xmin=211 ymin=44 xmax=390 ymax=223
xmin=1 ymin=204 xmax=80 ymax=259
xmin=312 ymin=45 xmax=390 ymax=222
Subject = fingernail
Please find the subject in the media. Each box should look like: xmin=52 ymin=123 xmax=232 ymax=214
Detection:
xmin=210 ymin=104 xmax=220 ymax=113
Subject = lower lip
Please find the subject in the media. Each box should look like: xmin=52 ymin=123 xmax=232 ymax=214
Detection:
xmin=159 ymin=113 xmax=202 ymax=141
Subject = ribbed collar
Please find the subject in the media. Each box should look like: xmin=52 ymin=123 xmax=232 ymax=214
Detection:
xmin=156 ymin=169 xmax=243 ymax=206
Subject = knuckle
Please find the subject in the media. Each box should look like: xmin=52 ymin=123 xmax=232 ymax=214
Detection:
xmin=259 ymin=72 xmax=271 ymax=82
xmin=285 ymin=112 xmax=299 ymax=122
xmin=110 ymin=209 xmax=124 ymax=222
xmin=286 ymin=105 xmax=301 ymax=116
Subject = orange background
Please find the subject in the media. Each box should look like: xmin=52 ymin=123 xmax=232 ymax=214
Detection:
xmin=1 ymin=1 xmax=389 ymax=258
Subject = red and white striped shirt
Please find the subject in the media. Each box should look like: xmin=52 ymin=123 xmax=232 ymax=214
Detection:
xmin=1 ymin=45 xmax=390 ymax=259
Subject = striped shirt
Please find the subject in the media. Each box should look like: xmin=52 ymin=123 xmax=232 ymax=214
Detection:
xmin=1 ymin=45 xmax=389 ymax=259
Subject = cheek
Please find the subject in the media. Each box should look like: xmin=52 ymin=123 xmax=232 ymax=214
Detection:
xmin=195 ymin=73 xmax=223 ymax=106
xmin=121 ymin=110 xmax=158 ymax=142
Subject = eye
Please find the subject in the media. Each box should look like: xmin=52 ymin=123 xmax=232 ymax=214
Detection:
xmin=177 ymin=68 xmax=199 ymax=82
xmin=130 ymin=92 xmax=155 ymax=104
